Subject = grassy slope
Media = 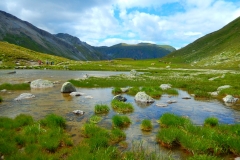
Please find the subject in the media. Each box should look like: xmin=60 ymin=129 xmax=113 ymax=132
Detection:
xmin=0 ymin=41 xmax=71 ymax=67
xmin=163 ymin=16 xmax=240 ymax=69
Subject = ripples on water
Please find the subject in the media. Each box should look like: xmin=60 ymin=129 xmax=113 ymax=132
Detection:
xmin=1 ymin=69 xmax=240 ymax=159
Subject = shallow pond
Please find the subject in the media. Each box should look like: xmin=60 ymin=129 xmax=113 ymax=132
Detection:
xmin=0 ymin=69 xmax=240 ymax=159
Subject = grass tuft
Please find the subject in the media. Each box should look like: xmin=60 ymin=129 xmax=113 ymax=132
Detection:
xmin=111 ymin=100 xmax=134 ymax=113
xmin=112 ymin=115 xmax=131 ymax=128
xmin=94 ymin=104 xmax=110 ymax=114
xmin=140 ymin=119 xmax=153 ymax=131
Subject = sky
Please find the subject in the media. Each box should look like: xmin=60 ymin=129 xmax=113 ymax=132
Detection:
xmin=0 ymin=0 xmax=240 ymax=49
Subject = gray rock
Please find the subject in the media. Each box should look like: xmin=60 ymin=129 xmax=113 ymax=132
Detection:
xmin=113 ymin=95 xmax=127 ymax=102
xmin=30 ymin=79 xmax=54 ymax=89
xmin=223 ymin=95 xmax=238 ymax=103
xmin=120 ymin=87 xmax=129 ymax=92
xmin=61 ymin=82 xmax=76 ymax=93
xmin=217 ymin=85 xmax=231 ymax=91
xmin=72 ymin=110 xmax=85 ymax=115
xmin=167 ymin=100 xmax=177 ymax=104
xmin=160 ymin=84 xmax=172 ymax=90
xmin=156 ymin=103 xmax=168 ymax=107
xmin=14 ymin=93 xmax=35 ymax=101
xmin=209 ymin=91 xmax=219 ymax=96
xmin=182 ymin=96 xmax=191 ymax=99
xmin=135 ymin=92 xmax=154 ymax=103
xmin=70 ymin=92 xmax=84 ymax=96
xmin=130 ymin=69 xmax=138 ymax=77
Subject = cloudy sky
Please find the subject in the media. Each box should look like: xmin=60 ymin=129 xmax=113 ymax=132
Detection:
xmin=0 ymin=0 xmax=240 ymax=49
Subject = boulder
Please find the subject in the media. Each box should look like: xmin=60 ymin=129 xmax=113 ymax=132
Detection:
xmin=223 ymin=95 xmax=238 ymax=103
xmin=14 ymin=93 xmax=35 ymax=101
xmin=130 ymin=69 xmax=138 ymax=77
xmin=61 ymin=82 xmax=76 ymax=93
xmin=160 ymin=84 xmax=172 ymax=90
xmin=217 ymin=85 xmax=231 ymax=91
xmin=30 ymin=79 xmax=54 ymax=89
xmin=135 ymin=92 xmax=154 ymax=103
xmin=113 ymin=95 xmax=127 ymax=102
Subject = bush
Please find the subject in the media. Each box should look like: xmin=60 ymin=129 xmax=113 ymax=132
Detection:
xmin=112 ymin=115 xmax=131 ymax=128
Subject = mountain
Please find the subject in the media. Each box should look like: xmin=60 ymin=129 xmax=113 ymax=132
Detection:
xmin=54 ymin=33 xmax=106 ymax=60
xmin=164 ymin=16 xmax=240 ymax=68
xmin=94 ymin=43 xmax=176 ymax=60
xmin=0 ymin=10 xmax=103 ymax=60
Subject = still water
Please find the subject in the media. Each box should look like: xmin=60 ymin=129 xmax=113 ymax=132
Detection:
xmin=0 ymin=69 xmax=240 ymax=159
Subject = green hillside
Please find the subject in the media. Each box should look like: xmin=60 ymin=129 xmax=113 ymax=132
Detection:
xmin=95 ymin=43 xmax=176 ymax=60
xmin=164 ymin=16 xmax=240 ymax=69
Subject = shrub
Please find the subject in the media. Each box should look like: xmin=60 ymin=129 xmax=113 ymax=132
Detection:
xmin=204 ymin=117 xmax=219 ymax=127
xmin=111 ymin=100 xmax=134 ymax=113
xmin=94 ymin=104 xmax=110 ymax=114
xmin=112 ymin=115 xmax=131 ymax=128
xmin=140 ymin=119 xmax=153 ymax=131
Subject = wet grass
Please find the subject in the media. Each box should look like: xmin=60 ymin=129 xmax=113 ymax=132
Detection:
xmin=140 ymin=119 xmax=153 ymax=131
xmin=0 ymin=83 xmax=30 ymax=90
xmin=94 ymin=104 xmax=110 ymax=114
xmin=111 ymin=99 xmax=134 ymax=113
xmin=156 ymin=113 xmax=240 ymax=157
xmin=112 ymin=115 xmax=131 ymax=128
xmin=89 ymin=115 xmax=103 ymax=124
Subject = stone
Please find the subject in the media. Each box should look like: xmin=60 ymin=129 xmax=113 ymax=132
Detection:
xmin=120 ymin=87 xmax=129 ymax=93
xmin=113 ymin=95 xmax=127 ymax=102
xmin=160 ymin=84 xmax=172 ymax=90
xmin=167 ymin=100 xmax=177 ymax=104
xmin=156 ymin=103 xmax=168 ymax=107
xmin=209 ymin=91 xmax=219 ymax=96
xmin=1 ymin=89 xmax=7 ymax=92
xmin=30 ymin=79 xmax=54 ymax=89
xmin=217 ymin=85 xmax=231 ymax=91
xmin=14 ymin=93 xmax=35 ymax=101
xmin=130 ymin=69 xmax=138 ymax=77
xmin=7 ymin=71 xmax=16 ymax=74
xmin=85 ymin=95 xmax=93 ymax=99
xmin=70 ymin=92 xmax=84 ymax=96
xmin=72 ymin=110 xmax=85 ymax=115
xmin=135 ymin=92 xmax=154 ymax=103
xmin=61 ymin=82 xmax=76 ymax=93
xmin=182 ymin=96 xmax=191 ymax=99
xmin=223 ymin=95 xmax=239 ymax=103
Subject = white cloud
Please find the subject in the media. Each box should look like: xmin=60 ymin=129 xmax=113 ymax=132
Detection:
xmin=0 ymin=0 xmax=239 ymax=48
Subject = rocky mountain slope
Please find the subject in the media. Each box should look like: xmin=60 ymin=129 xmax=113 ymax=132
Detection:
xmin=164 ymin=16 xmax=240 ymax=69
xmin=0 ymin=10 xmax=103 ymax=60
xmin=94 ymin=43 xmax=176 ymax=60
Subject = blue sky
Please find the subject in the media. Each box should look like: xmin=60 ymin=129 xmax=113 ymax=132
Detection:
xmin=0 ymin=0 xmax=240 ymax=49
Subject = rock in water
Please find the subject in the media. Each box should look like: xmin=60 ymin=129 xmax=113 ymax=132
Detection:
xmin=14 ymin=93 xmax=35 ymax=101
xmin=135 ymin=92 xmax=154 ymax=103
xmin=113 ymin=95 xmax=127 ymax=102
xmin=160 ymin=84 xmax=172 ymax=90
xmin=70 ymin=92 xmax=84 ymax=96
xmin=61 ymin=82 xmax=76 ymax=93
xmin=223 ymin=95 xmax=238 ymax=103
xmin=72 ymin=110 xmax=85 ymax=115
xmin=30 ymin=79 xmax=54 ymax=89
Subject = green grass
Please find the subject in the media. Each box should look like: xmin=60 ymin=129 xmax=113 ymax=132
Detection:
xmin=111 ymin=99 xmax=134 ymax=113
xmin=112 ymin=115 xmax=131 ymax=128
xmin=112 ymin=87 xmax=123 ymax=94
xmin=89 ymin=115 xmax=103 ymax=124
xmin=156 ymin=113 xmax=240 ymax=156
xmin=140 ymin=119 xmax=153 ymax=131
xmin=0 ymin=83 xmax=30 ymax=90
xmin=94 ymin=104 xmax=110 ymax=114
xmin=40 ymin=114 xmax=66 ymax=128
xmin=204 ymin=117 xmax=219 ymax=127
xmin=157 ymin=113 xmax=192 ymax=127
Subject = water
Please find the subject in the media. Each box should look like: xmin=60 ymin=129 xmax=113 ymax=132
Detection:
xmin=1 ymin=69 xmax=240 ymax=159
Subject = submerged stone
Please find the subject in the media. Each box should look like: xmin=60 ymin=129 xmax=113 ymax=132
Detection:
xmin=14 ymin=93 xmax=35 ymax=101
xmin=31 ymin=79 xmax=54 ymax=89
xmin=113 ymin=95 xmax=127 ymax=102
